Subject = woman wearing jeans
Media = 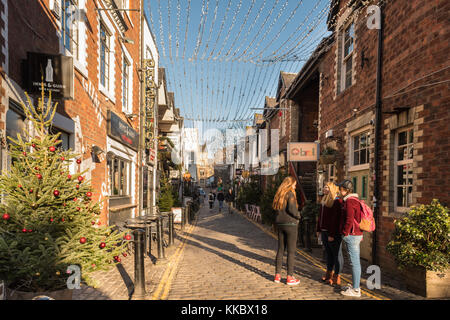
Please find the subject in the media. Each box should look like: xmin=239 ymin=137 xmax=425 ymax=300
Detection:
xmin=338 ymin=179 xmax=363 ymax=297
xmin=273 ymin=176 xmax=302 ymax=286
xmin=316 ymin=182 xmax=344 ymax=286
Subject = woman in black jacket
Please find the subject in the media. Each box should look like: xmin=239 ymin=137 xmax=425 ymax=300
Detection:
xmin=273 ymin=176 xmax=301 ymax=286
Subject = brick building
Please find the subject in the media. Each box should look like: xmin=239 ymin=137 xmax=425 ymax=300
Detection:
xmin=317 ymin=0 xmax=449 ymax=271
xmin=0 ymin=0 xmax=160 ymax=227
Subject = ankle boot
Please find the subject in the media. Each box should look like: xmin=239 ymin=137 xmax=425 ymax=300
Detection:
xmin=321 ymin=270 xmax=333 ymax=282
xmin=331 ymin=273 xmax=341 ymax=286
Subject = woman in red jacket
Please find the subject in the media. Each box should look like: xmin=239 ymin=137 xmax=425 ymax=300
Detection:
xmin=338 ymin=179 xmax=363 ymax=297
xmin=316 ymin=182 xmax=343 ymax=286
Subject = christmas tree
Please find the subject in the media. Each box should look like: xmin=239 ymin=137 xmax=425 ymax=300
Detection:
xmin=158 ymin=173 xmax=174 ymax=213
xmin=0 ymin=88 xmax=129 ymax=292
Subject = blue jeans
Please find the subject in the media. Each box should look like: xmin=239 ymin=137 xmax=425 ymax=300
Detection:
xmin=343 ymin=235 xmax=363 ymax=289
xmin=321 ymin=232 xmax=343 ymax=274
xmin=218 ymin=200 xmax=224 ymax=210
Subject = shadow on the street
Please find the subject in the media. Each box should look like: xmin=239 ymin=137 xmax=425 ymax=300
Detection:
xmin=116 ymin=263 xmax=134 ymax=300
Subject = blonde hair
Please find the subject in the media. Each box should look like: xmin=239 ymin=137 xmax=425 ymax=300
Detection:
xmin=322 ymin=182 xmax=340 ymax=208
xmin=272 ymin=176 xmax=298 ymax=211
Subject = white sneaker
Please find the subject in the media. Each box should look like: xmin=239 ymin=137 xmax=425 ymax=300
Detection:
xmin=340 ymin=286 xmax=361 ymax=297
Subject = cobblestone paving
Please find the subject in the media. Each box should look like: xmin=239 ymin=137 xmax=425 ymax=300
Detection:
xmin=166 ymin=203 xmax=423 ymax=300
xmin=73 ymin=225 xmax=185 ymax=300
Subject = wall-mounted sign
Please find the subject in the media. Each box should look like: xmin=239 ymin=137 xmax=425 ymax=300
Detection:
xmin=107 ymin=111 xmax=139 ymax=151
xmin=25 ymin=52 xmax=73 ymax=99
xmin=144 ymin=59 xmax=157 ymax=151
xmin=288 ymin=142 xmax=319 ymax=162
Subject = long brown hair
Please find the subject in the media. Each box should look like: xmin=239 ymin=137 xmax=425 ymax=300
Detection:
xmin=272 ymin=176 xmax=298 ymax=211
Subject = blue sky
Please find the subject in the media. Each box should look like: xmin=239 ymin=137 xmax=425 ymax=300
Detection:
xmin=145 ymin=0 xmax=332 ymax=131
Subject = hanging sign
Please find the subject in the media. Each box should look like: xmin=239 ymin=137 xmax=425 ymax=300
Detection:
xmin=107 ymin=111 xmax=139 ymax=151
xmin=25 ymin=52 xmax=74 ymax=99
xmin=144 ymin=59 xmax=157 ymax=153
xmin=288 ymin=142 xmax=319 ymax=162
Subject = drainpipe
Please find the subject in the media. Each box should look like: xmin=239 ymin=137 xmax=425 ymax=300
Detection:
xmin=372 ymin=5 xmax=384 ymax=266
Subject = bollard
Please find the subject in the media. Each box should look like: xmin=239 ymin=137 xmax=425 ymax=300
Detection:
xmin=168 ymin=211 xmax=174 ymax=246
xmin=156 ymin=216 xmax=166 ymax=261
xmin=133 ymin=229 xmax=146 ymax=299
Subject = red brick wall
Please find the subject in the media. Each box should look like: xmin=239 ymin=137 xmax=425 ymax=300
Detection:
xmin=318 ymin=0 xmax=450 ymax=273
xmin=5 ymin=0 xmax=143 ymax=224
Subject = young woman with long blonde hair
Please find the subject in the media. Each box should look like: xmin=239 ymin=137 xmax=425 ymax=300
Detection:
xmin=316 ymin=182 xmax=344 ymax=286
xmin=273 ymin=176 xmax=301 ymax=286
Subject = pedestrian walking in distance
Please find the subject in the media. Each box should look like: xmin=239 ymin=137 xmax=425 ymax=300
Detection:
xmin=316 ymin=182 xmax=344 ymax=286
xmin=225 ymin=188 xmax=235 ymax=214
xmin=208 ymin=191 xmax=215 ymax=210
xmin=273 ymin=176 xmax=301 ymax=286
xmin=338 ymin=179 xmax=363 ymax=297
xmin=217 ymin=191 xmax=225 ymax=212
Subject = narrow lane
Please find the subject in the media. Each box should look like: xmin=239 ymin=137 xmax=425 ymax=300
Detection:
xmin=166 ymin=203 xmax=374 ymax=300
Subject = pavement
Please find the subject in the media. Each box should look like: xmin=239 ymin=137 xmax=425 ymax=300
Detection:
xmin=73 ymin=201 xmax=424 ymax=300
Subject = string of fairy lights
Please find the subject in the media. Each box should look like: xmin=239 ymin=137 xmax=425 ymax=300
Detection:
xmin=146 ymin=0 xmax=389 ymax=131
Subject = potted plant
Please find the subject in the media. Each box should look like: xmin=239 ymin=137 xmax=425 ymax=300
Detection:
xmin=387 ymin=199 xmax=450 ymax=298
xmin=319 ymin=147 xmax=337 ymax=165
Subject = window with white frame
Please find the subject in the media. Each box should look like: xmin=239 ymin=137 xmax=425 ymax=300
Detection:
xmin=61 ymin=0 xmax=79 ymax=59
xmin=122 ymin=56 xmax=130 ymax=112
xmin=107 ymin=157 xmax=131 ymax=197
xmin=395 ymin=127 xmax=414 ymax=210
xmin=351 ymin=131 xmax=370 ymax=166
xmin=327 ymin=163 xmax=337 ymax=183
xmin=340 ymin=22 xmax=354 ymax=92
xmin=100 ymin=22 xmax=111 ymax=90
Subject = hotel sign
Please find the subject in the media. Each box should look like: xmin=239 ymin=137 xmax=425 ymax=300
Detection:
xmin=25 ymin=52 xmax=73 ymax=99
xmin=288 ymin=142 xmax=319 ymax=162
xmin=144 ymin=59 xmax=157 ymax=153
xmin=107 ymin=111 xmax=139 ymax=151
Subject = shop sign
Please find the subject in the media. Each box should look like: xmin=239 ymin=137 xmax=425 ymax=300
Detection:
xmin=25 ymin=52 xmax=73 ymax=99
xmin=107 ymin=111 xmax=139 ymax=151
xmin=288 ymin=142 xmax=319 ymax=162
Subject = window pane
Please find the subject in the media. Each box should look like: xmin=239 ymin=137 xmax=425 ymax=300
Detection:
xmin=353 ymin=135 xmax=360 ymax=150
xmin=408 ymin=129 xmax=414 ymax=144
xmin=398 ymin=131 xmax=407 ymax=146
xmin=120 ymin=160 xmax=126 ymax=196
xmin=352 ymin=177 xmax=358 ymax=194
xmin=360 ymin=134 xmax=367 ymax=148
xmin=345 ymin=58 xmax=352 ymax=88
xmin=408 ymin=145 xmax=414 ymax=160
xmin=362 ymin=176 xmax=367 ymax=199
xmin=344 ymin=24 xmax=354 ymax=56
xmin=360 ymin=149 xmax=367 ymax=164
xmin=397 ymin=165 xmax=407 ymax=185
xmin=398 ymin=146 xmax=406 ymax=161
xmin=407 ymin=163 xmax=413 ymax=185
xmin=113 ymin=159 xmax=119 ymax=195
xmin=397 ymin=186 xmax=407 ymax=208
xmin=6 ymin=109 xmax=25 ymax=144
xmin=353 ymin=151 xmax=359 ymax=166
xmin=407 ymin=186 xmax=413 ymax=206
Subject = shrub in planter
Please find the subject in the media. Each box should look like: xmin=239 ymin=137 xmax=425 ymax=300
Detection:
xmin=387 ymin=199 xmax=450 ymax=297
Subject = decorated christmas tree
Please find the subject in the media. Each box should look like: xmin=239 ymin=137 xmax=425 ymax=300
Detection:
xmin=0 ymin=88 xmax=129 ymax=292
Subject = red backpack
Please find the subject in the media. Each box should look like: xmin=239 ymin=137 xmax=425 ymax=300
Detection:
xmin=348 ymin=197 xmax=376 ymax=232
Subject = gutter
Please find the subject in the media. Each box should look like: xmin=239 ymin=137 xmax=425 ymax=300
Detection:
xmin=373 ymin=4 xmax=384 ymax=266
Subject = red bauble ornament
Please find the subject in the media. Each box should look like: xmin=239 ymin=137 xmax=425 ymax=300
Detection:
xmin=122 ymin=253 xmax=127 ymax=257
xmin=2 ymin=213 xmax=10 ymax=220
xmin=99 ymin=242 xmax=106 ymax=249
xmin=53 ymin=190 xmax=60 ymax=197
xmin=61 ymin=157 xmax=65 ymax=161
xmin=73 ymin=197 xmax=78 ymax=201
xmin=36 ymin=174 xmax=42 ymax=180
xmin=23 ymin=152 xmax=27 ymax=156
xmin=97 ymin=221 xmax=101 ymax=226
xmin=67 ymin=174 xmax=72 ymax=180
xmin=76 ymin=159 xmax=81 ymax=164
xmin=22 ymin=228 xmax=27 ymax=233
xmin=125 ymin=235 xmax=132 ymax=241
xmin=79 ymin=237 xmax=87 ymax=244
xmin=27 ymin=229 xmax=32 ymax=233
xmin=76 ymin=207 xmax=81 ymax=211
xmin=32 ymin=144 xmax=36 ymax=148
xmin=49 ymin=146 xmax=56 ymax=152
xmin=76 ymin=184 xmax=80 ymax=189
xmin=34 ymin=167 xmax=40 ymax=171
xmin=78 ymin=176 xmax=84 ymax=182
xmin=117 ymin=258 xmax=121 ymax=262
xmin=61 ymin=218 xmax=65 ymax=222
xmin=92 ymin=263 xmax=96 ymax=268
xmin=279 ymin=111 xmax=283 ymax=117
xmin=113 ymin=255 xmax=119 ymax=260
xmin=50 ymin=218 xmax=54 ymax=222
xmin=29 ymin=189 xmax=33 ymax=193
xmin=86 ymin=192 xmax=92 ymax=198
xmin=91 ymin=221 xmax=95 ymax=225
xmin=18 ymin=184 xmax=22 ymax=189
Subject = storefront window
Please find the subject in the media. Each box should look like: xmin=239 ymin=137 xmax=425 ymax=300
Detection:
xmin=108 ymin=157 xmax=130 ymax=197
xmin=49 ymin=127 xmax=70 ymax=151
xmin=6 ymin=107 xmax=26 ymax=145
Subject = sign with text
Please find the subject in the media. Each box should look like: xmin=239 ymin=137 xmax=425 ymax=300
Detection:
xmin=25 ymin=52 xmax=73 ymax=99
xmin=288 ymin=142 xmax=319 ymax=162
xmin=107 ymin=111 xmax=139 ymax=151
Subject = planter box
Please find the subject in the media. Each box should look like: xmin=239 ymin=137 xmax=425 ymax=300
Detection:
xmin=404 ymin=267 xmax=450 ymax=298
xmin=6 ymin=288 xmax=73 ymax=300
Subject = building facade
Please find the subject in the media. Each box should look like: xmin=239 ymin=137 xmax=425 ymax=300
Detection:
xmin=0 ymin=0 xmax=160 ymax=226
xmin=318 ymin=0 xmax=449 ymax=269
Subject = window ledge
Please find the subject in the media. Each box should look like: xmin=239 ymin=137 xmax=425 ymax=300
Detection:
xmin=74 ymin=61 xmax=88 ymax=80
xmin=99 ymin=84 xmax=116 ymax=104
xmin=348 ymin=164 xmax=370 ymax=172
